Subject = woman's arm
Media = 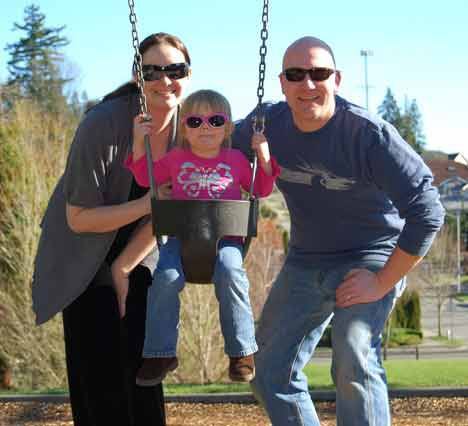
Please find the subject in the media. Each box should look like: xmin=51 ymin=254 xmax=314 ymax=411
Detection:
xmin=111 ymin=221 xmax=156 ymax=317
xmin=66 ymin=192 xmax=151 ymax=233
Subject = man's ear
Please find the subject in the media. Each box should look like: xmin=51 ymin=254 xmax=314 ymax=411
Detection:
xmin=279 ymin=73 xmax=286 ymax=95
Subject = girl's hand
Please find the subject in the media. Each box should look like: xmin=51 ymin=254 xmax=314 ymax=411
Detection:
xmin=157 ymin=182 xmax=173 ymax=200
xmin=133 ymin=113 xmax=153 ymax=159
xmin=251 ymin=132 xmax=272 ymax=175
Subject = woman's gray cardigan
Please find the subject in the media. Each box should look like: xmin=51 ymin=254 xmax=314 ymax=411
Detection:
xmin=32 ymin=94 xmax=157 ymax=325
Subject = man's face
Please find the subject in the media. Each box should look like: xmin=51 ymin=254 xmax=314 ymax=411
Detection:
xmin=280 ymin=44 xmax=341 ymax=131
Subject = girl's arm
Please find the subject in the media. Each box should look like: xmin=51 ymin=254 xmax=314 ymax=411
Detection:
xmin=125 ymin=149 xmax=174 ymax=189
xmin=238 ymin=134 xmax=280 ymax=197
xmin=132 ymin=114 xmax=153 ymax=161
xmin=251 ymin=132 xmax=272 ymax=176
xmin=111 ymin=221 xmax=156 ymax=317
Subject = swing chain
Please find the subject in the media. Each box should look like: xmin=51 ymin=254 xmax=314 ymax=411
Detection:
xmin=253 ymin=0 xmax=269 ymax=134
xmin=128 ymin=0 xmax=148 ymax=116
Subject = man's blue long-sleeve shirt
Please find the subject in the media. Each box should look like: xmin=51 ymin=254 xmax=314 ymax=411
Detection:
xmin=232 ymin=96 xmax=445 ymax=265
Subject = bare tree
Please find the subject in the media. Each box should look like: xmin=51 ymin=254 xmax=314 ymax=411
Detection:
xmin=412 ymin=225 xmax=457 ymax=337
xmin=244 ymin=217 xmax=286 ymax=320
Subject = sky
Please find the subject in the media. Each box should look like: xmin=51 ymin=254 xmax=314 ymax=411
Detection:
xmin=1 ymin=0 xmax=467 ymax=155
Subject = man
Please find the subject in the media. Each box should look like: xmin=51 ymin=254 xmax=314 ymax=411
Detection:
xmin=232 ymin=37 xmax=444 ymax=426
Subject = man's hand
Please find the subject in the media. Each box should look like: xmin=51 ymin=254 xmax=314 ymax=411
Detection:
xmin=335 ymin=268 xmax=387 ymax=308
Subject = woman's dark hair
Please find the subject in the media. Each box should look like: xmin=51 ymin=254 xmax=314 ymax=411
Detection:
xmin=101 ymin=32 xmax=191 ymax=103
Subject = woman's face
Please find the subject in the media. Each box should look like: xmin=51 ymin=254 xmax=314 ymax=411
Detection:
xmin=141 ymin=43 xmax=190 ymax=111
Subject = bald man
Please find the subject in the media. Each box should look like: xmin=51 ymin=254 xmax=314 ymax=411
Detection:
xmin=232 ymin=37 xmax=444 ymax=425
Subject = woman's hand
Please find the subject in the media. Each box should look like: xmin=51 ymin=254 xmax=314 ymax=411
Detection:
xmin=251 ymin=132 xmax=272 ymax=175
xmin=133 ymin=113 xmax=153 ymax=160
xmin=111 ymin=260 xmax=130 ymax=318
xmin=140 ymin=191 xmax=153 ymax=215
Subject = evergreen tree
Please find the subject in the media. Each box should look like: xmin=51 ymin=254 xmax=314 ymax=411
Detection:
xmin=378 ymin=88 xmax=426 ymax=154
xmin=377 ymin=88 xmax=401 ymax=128
xmin=5 ymin=4 xmax=70 ymax=112
xmin=400 ymin=99 xmax=426 ymax=154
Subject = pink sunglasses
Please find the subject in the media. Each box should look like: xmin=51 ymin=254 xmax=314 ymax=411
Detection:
xmin=182 ymin=113 xmax=228 ymax=129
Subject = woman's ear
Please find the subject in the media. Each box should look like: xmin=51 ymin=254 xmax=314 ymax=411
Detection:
xmin=225 ymin=122 xmax=234 ymax=138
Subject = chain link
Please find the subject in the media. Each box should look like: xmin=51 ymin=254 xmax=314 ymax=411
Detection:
xmin=128 ymin=0 xmax=148 ymax=116
xmin=253 ymin=0 xmax=269 ymax=133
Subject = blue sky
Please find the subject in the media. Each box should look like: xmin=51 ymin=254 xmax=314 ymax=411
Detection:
xmin=1 ymin=0 xmax=467 ymax=155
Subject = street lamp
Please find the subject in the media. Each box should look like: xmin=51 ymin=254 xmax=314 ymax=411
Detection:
xmin=439 ymin=176 xmax=468 ymax=293
xmin=360 ymin=49 xmax=373 ymax=110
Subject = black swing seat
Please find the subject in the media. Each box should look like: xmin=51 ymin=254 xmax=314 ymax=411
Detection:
xmin=151 ymin=198 xmax=258 ymax=284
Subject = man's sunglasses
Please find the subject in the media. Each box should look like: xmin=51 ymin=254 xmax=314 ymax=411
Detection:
xmin=142 ymin=62 xmax=189 ymax=81
xmin=283 ymin=67 xmax=335 ymax=82
xmin=183 ymin=113 xmax=228 ymax=129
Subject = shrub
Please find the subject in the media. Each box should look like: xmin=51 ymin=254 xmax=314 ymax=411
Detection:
xmin=390 ymin=289 xmax=422 ymax=333
xmin=0 ymin=99 xmax=77 ymax=389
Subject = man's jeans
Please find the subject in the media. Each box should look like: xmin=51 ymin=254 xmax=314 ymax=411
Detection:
xmin=250 ymin=259 xmax=405 ymax=426
xmin=143 ymin=238 xmax=258 ymax=358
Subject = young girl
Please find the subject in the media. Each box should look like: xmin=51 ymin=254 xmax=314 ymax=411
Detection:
xmin=112 ymin=89 xmax=279 ymax=386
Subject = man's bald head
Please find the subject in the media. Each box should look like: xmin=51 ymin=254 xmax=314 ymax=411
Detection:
xmin=282 ymin=37 xmax=336 ymax=70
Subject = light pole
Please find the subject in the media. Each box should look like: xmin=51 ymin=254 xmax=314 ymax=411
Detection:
xmin=440 ymin=177 xmax=468 ymax=294
xmin=360 ymin=49 xmax=373 ymax=110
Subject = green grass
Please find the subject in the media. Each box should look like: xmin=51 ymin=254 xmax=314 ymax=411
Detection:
xmin=382 ymin=359 xmax=468 ymax=388
xmin=164 ymin=383 xmax=250 ymax=395
xmin=2 ymin=359 xmax=467 ymax=396
xmin=167 ymin=359 xmax=468 ymax=393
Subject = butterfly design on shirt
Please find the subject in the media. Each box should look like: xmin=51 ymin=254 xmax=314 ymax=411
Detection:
xmin=177 ymin=161 xmax=234 ymax=198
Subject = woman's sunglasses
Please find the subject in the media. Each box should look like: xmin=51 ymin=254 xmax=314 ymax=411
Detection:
xmin=183 ymin=113 xmax=228 ymax=129
xmin=283 ymin=67 xmax=335 ymax=82
xmin=142 ymin=62 xmax=189 ymax=81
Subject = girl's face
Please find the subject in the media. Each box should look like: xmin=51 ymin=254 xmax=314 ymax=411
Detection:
xmin=182 ymin=104 xmax=231 ymax=158
xmin=141 ymin=43 xmax=190 ymax=111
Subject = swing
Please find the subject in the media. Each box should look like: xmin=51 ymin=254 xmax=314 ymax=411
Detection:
xmin=127 ymin=0 xmax=269 ymax=283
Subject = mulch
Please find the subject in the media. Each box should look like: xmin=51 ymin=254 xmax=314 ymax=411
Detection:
xmin=0 ymin=397 xmax=468 ymax=425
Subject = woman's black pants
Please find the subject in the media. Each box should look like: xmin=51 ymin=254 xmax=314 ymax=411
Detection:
xmin=62 ymin=265 xmax=166 ymax=426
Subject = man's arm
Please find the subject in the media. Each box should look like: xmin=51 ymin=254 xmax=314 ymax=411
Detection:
xmin=336 ymin=123 xmax=445 ymax=307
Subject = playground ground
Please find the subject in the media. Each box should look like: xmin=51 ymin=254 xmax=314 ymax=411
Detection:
xmin=1 ymin=397 xmax=468 ymax=425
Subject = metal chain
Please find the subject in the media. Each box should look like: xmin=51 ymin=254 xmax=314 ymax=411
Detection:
xmin=128 ymin=0 xmax=148 ymax=116
xmin=253 ymin=0 xmax=269 ymax=133
xmin=249 ymin=0 xmax=269 ymax=198
xmin=127 ymin=0 xmax=157 ymax=203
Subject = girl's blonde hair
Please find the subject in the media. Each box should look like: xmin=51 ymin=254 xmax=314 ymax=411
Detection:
xmin=177 ymin=89 xmax=233 ymax=149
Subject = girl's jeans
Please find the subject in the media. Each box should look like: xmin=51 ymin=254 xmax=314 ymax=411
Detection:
xmin=143 ymin=238 xmax=258 ymax=358
xmin=250 ymin=258 xmax=405 ymax=426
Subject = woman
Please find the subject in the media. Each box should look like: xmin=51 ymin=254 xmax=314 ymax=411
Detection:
xmin=32 ymin=33 xmax=191 ymax=426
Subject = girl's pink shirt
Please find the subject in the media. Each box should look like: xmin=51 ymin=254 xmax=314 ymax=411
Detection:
xmin=125 ymin=147 xmax=280 ymax=200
